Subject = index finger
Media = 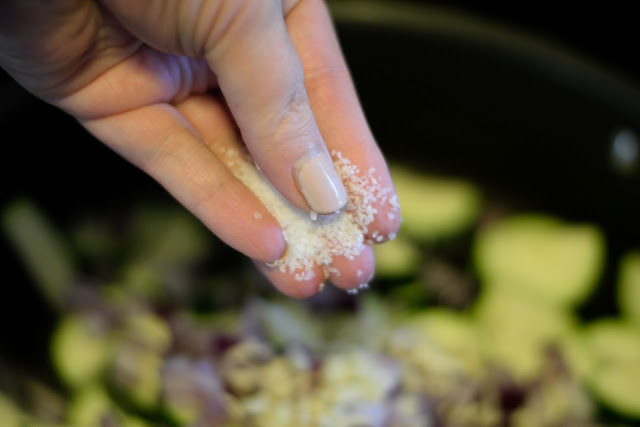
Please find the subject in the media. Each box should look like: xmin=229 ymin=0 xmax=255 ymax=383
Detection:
xmin=286 ymin=0 xmax=402 ymax=242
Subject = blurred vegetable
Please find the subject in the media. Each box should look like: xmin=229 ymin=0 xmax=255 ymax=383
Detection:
xmin=2 ymin=199 xmax=76 ymax=309
xmin=51 ymin=314 xmax=113 ymax=391
xmin=373 ymin=234 xmax=421 ymax=279
xmin=617 ymin=251 xmax=640 ymax=326
xmin=473 ymin=214 xmax=604 ymax=307
xmin=0 ymin=392 xmax=24 ymax=426
xmin=474 ymin=289 xmax=578 ymax=381
xmin=581 ymin=319 xmax=640 ymax=419
xmin=391 ymin=166 xmax=481 ymax=242
xmin=4 ymin=167 xmax=640 ymax=425
xmin=67 ymin=385 xmax=149 ymax=427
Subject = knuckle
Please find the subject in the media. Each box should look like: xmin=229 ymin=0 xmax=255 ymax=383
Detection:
xmin=304 ymin=65 xmax=350 ymax=94
xmin=262 ymin=80 xmax=316 ymax=148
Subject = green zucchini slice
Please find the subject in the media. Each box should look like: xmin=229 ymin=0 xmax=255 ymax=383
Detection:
xmin=391 ymin=166 xmax=481 ymax=242
xmin=51 ymin=315 xmax=113 ymax=390
xmin=582 ymin=319 xmax=640 ymax=419
xmin=617 ymin=251 xmax=640 ymax=326
xmin=474 ymin=214 xmax=604 ymax=307
xmin=373 ymin=234 xmax=421 ymax=279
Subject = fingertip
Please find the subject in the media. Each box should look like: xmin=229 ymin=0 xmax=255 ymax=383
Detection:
xmin=252 ymin=223 xmax=287 ymax=264
xmin=254 ymin=262 xmax=324 ymax=299
xmin=366 ymin=203 xmax=402 ymax=244
xmin=328 ymin=245 xmax=375 ymax=290
xmin=358 ymin=160 xmax=402 ymax=244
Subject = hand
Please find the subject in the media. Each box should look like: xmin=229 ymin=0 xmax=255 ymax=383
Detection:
xmin=0 ymin=0 xmax=400 ymax=298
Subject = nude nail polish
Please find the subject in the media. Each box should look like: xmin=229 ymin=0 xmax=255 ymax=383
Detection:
xmin=294 ymin=151 xmax=348 ymax=214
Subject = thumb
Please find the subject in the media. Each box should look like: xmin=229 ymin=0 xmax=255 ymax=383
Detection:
xmin=102 ymin=0 xmax=347 ymax=214
xmin=205 ymin=0 xmax=347 ymax=214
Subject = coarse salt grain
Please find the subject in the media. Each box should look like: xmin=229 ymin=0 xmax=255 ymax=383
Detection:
xmin=254 ymin=212 xmax=262 ymax=220
xmin=228 ymin=149 xmax=397 ymax=281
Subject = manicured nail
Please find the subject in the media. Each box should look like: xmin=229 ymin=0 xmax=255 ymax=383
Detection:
xmin=294 ymin=151 xmax=347 ymax=214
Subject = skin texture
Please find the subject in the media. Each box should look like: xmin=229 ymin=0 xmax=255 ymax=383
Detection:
xmin=0 ymin=0 xmax=401 ymax=297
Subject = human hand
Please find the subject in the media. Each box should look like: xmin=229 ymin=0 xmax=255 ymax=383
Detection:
xmin=0 ymin=0 xmax=401 ymax=297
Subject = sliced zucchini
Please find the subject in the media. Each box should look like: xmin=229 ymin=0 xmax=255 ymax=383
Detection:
xmin=373 ymin=234 xmax=421 ymax=279
xmin=121 ymin=311 xmax=172 ymax=353
xmin=582 ymin=319 xmax=640 ymax=419
xmin=390 ymin=166 xmax=481 ymax=242
xmin=474 ymin=214 xmax=604 ymax=307
xmin=51 ymin=314 xmax=113 ymax=390
xmin=107 ymin=311 xmax=170 ymax=410
xmin=405 ymin=308 xmax=482 ymax=377
xmin=110 ymin=345 xmax=163 ymax=411
xmin=474 ymin=289 xmax=578 ymax=381
xmin=67 ymin=386 xmax=111 ymax=426
xmin=617 ymin=251 xmax=640 ymax=326
xmin=67 ymin=385 xmax=148 ymax=427
xmin=0 ymin=392 xmax=24 ymax=426
xmin=2 ymin=199 xmax=76 ymax=310
xmin=557 ymin=329 xmax=594 ymax=381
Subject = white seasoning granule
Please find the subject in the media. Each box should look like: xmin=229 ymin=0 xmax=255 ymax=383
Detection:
xmin=389 ymin=195 xmax=400 ymax=209
xmin=254 ymin=212 xmax=262 ymax=220
xmin=325 ymin=265 xmax=340 ymax=277
xmin=310 ymin=211 xmax=318 ymax=221
xmin=357 ymin=269 xmax=363 ymax=277
xmin=228 ymin=150 xmax=397 ymax=281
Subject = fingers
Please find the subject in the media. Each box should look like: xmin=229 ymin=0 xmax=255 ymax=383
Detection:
xmin=254 ymin=245 xmax=374 ymax=298
xmin=328 ymin=245 xmax=375 ymax=290
xmin=80 ymin=102 xmax=285 ymax=264
xmin=59 ymin=0 xmax=395 ymax=297
xmin=180 ymin=94 xmax=377 ymax=297
xmin=203 ymin=1 xmax=348 ymax=215
xmin=254 ymin=262 xmax=324 ymax=299
xmin=100 ymin=0 xmax=347 ymax=215
xmin=57 ymin=46 xmax=216 ymax=120
xmin=179 ymin=94 xmax=323 ymax=299
xmin=286 ymin=0 xmax=401 ymax=241
xmin=199 ymin=0 xmax=396 ymax=294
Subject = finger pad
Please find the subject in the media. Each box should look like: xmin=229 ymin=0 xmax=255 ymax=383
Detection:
xmin=256 ymin=262 xmax=324 ymax=299
xmin=329 ymin=245 xmax=374 ymax=289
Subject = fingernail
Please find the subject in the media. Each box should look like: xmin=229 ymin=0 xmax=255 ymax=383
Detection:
xmin=294 ymin=151 xmax=347 ymax=214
